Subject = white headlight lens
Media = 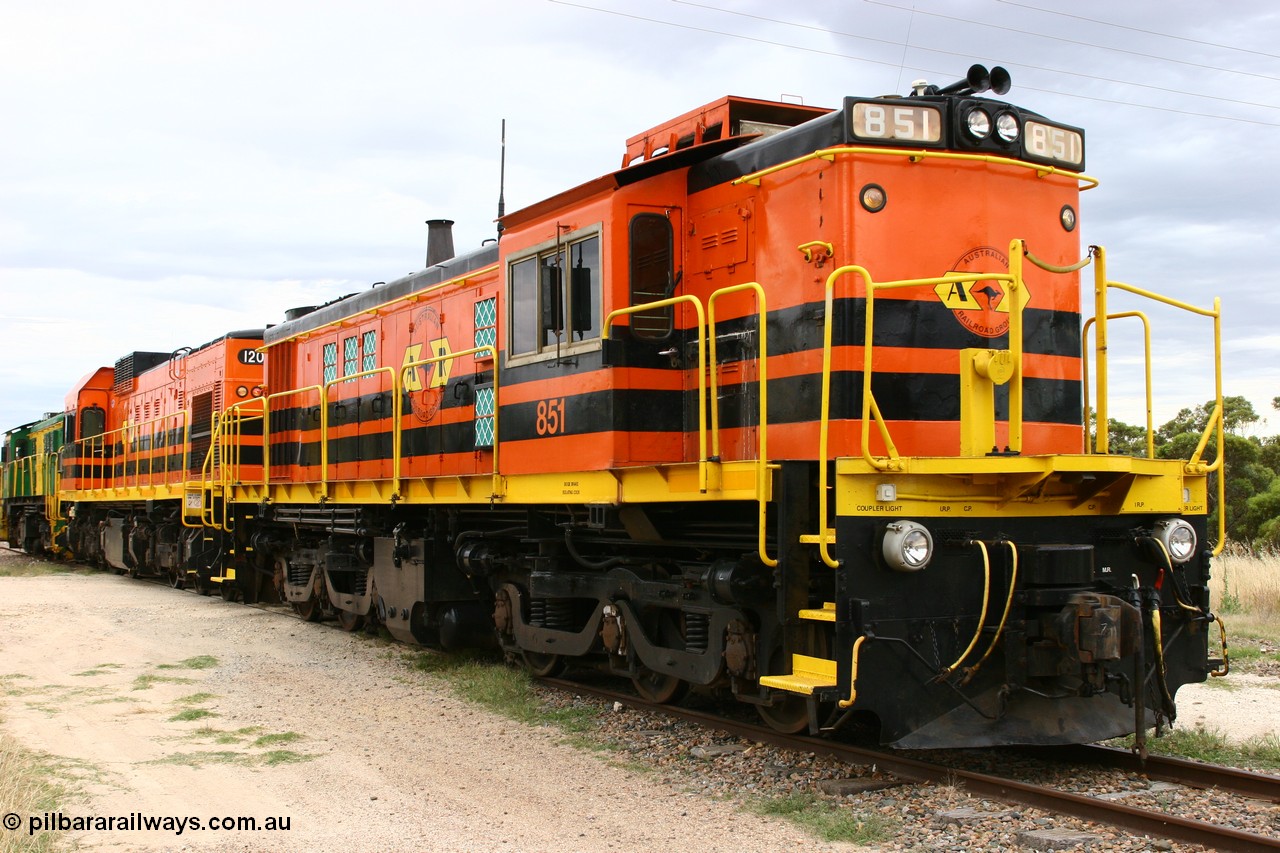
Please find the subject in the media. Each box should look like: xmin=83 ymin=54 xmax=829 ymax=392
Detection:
xmin=883 ymin=521 xmax=934 ymax=571
xmin=966 ymin=109 xmax=991 ymax=139
xmin=1155 ymin=519 xmax=1197 ymax=564
xmin=996 ymin=111 xmax=1019 ymax=142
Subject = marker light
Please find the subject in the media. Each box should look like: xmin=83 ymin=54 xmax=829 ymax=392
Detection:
xmin=860 ymin=183 xmax=887 ymax=213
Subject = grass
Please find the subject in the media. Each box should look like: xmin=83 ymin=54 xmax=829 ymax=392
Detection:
xmin=156 ymin=655 xmax=219 ymax=671
xmin=0 ymin=728 xmax=71 ymax=853
xmin=0 ymin=555 xmax=88 ymax=578
xmin=252 ymin=732 xmax=302 ymax=747
xmin=174 ymin=692 xmax=217 ymax=705
xmin=131 ymin=674 xmax=195 ymax=691
xmin=1211 ymin=548 xmax=1280 ymax=619
xmin=1112 ymin=725 xmax=1280 ymax=772
xmin=149 ymin=748 xmax=313 ymax=768
xmin=748 ymin=793 xmax=896 ymax=844
xmin=405 ymin=650 xmax=597 ymax=733
xmin=168 ymin=708 xmax=217 ymax=722
xmin=189 ymin=725 xmax=263 ymax=745
xmin=71 ymin=663 xmax=123 ymax=678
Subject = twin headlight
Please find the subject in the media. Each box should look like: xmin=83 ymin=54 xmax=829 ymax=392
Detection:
xmin=964 ymin=107 xmax=1021 ymax=143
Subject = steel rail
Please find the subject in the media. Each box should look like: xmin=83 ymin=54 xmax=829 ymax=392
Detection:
xmin=541 ymin=677 xmax=1280 ymax=852
xmin=1020 ymin=743 xmax=1280 ymax=803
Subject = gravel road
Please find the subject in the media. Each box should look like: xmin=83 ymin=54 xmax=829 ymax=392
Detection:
xmin=2 ymin=551 xmax=1276 ymax=852
xmin=0 ymin=561 xmax=859 ymax=853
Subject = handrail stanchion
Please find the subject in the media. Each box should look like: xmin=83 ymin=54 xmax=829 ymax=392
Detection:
xmin=708 ymin=282 xmax=775 ymax=567
xmin=397 ymin=348 xmax=497 ymax=498
xmin=604 ymin=296 xmax=709 ymax=492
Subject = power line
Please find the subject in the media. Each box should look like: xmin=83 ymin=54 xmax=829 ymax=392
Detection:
xmin=995 ymin=0 xmax=1280 ymax=62
xmin=673 ymin=0 xmax=1280 ymax=114
xmin=863 ymin=0 xmax=1280 ymax=84
xmin=548 ymin=0 xmax=1280 ymax=127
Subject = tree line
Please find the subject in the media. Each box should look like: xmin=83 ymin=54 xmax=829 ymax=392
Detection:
xmin=1104 ymin=396 xmax=1280 ymax=549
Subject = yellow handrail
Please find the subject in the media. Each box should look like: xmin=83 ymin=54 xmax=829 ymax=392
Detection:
xmin=837 ymin=635 xmax=868 ymax=709
xmin=262 ymin=384 xmax=324 ymax=491
xmin=1090 ymin=245 xmax=1225 ymax=554
xmin=322 ymin=365 xmax=399 ymax=493
xmin=199 ymin=398 xmax=267 ymax=530
xmin=733 ymin=146 xmax=1099 ymax=190
xmin=69 ymin=410 xmax=189 ymax=496
xmin=604 ymin=295 xmax=709 ymax=492
xmin=397 ymin=346 xmax=499 ymax=499
xmin=707 ymin=282 xmax=775 ymax=567
xmin=1082 ymin=311 xmax=1153 ymax=458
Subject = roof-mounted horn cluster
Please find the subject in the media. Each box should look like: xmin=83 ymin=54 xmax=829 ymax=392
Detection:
xmin=917 ymin=63 xmax=1011 ymax=98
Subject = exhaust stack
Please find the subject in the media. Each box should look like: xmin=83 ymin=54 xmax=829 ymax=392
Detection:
xmin=426 ymin=219 xmax=455 ymax=267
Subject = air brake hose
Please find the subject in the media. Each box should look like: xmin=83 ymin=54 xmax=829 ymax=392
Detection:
xmin=959 ymin=540 xmax=1020 ymax=687
xmin=936 ymin=539 xmax=991 ymax=681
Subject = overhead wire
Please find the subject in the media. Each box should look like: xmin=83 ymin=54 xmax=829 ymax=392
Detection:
xmin=548 ymin=0 xmax=1280 ymax=127
xmin=863 ymin=0 xmax=1280 ymax=84
xmin=673 ymin=0 xmax=1280 ymax=114
xmin=994 ymin=0 xmax=1280 ymax=62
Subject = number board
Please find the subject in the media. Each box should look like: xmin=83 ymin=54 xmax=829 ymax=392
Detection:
xmin=850 ymin=102 xmax=942 ymax=144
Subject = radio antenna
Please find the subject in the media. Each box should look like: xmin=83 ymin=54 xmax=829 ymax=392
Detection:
xmin=496 ymin=118 xmax=506 ymax=237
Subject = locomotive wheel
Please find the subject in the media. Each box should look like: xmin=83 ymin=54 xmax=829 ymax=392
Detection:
xmin=219 ymin=581 xmax=239 ymax=603
xmin=757 ymin=695 xmax=811 ymax=734
xmin=168 ymin=570 xmax=185 ymax=590
xmin=336 ymin=610 xmax=365 ymax=632
xmin=630 ymin=610 xmax=687 ymax=704
xmin=631 ymin=668 xmax=687 ymax=704
xmin=521 ymin=650 xmax=565 ymax=677
xmin=195 ymin=573 xmax=213 ymax=596
xmin=293 ymin=597 xmax=322 ymax=622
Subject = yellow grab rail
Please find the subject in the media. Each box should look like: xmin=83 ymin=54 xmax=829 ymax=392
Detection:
xmin=1090 ymin=245 xmax=1225 ymax=554
xmin=707 ymin=282 xmax=775 ymax=567
xmin=397 ymin=346 xmax=500 ymax=499
xmin=323 ymin=365 xmax=400 ymax=496
xmin=604 ymin=295 xmax=709 ymax=492
xmin=198 ymin=398 xmax=267 ymax=530
xmin=732 ymin=146 xmax=1099 ymax=190
xmin=69 ymin=410 xmax=189 ymax=495
xmin=1082 ymin=311 xmax=1153 ymax=458
xmin=261 ymin=384 xmax=324 ymax=491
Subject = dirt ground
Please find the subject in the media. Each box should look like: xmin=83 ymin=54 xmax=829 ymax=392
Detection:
xmin=0 ymin=560 xmax=855 ymax=853
xmin=1 ymin=553 xmax=1275 ymax=853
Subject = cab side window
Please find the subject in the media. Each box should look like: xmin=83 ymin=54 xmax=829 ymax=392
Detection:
xmin=629 ymin=214 xmax=674 ymax=339
xmin=508 ymin=227 xmax=601 ymax=359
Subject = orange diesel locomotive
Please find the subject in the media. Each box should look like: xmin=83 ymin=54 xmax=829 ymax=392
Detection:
xmin=50 ymin=66 xmax=1227 ymax=748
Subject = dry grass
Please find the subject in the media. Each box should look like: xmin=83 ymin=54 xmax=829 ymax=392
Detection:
xmin=1211 ymin=547 xmax=1280 ymax=623
xmin=0 ymin=729 xmax=67 ymax=852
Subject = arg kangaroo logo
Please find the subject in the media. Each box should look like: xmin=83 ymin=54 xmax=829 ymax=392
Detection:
xmin=934 ymin=246 xmax=1029 ymax=338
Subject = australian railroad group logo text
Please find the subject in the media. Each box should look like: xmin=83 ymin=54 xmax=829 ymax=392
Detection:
xmin=934 ymin=246 xmax=1028 ymax=338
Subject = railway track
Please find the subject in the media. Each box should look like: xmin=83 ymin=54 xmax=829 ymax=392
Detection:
xmin=9 ymin=554 xmax=1276 ymax=849
xmin=542 ymin=677 xmax=1280 ymax=852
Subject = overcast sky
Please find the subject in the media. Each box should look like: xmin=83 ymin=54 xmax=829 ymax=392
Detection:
xmin=2 ymin=0 xmax=1277 ymax=439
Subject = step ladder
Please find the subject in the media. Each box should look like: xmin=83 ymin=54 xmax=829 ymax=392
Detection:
xmin=759 ymin=602 xmax=838 ymax=695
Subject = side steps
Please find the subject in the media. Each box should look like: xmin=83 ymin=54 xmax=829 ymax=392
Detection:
xmin=759 ymin=602 xmax=837 ymax=695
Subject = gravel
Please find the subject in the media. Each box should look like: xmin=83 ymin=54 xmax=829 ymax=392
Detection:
xmin=2 ymin=553 xmax=1278 ymax=852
